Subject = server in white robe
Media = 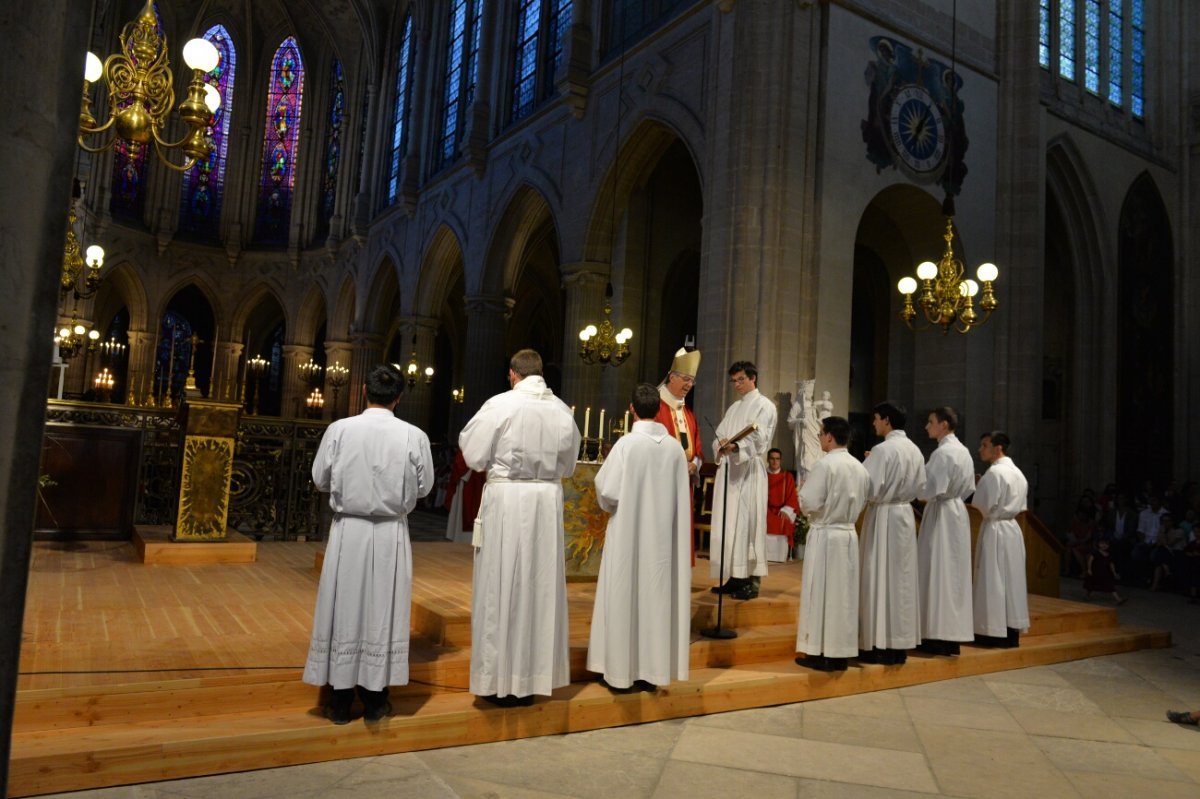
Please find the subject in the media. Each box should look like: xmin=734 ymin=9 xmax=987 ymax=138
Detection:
xmin=859 ymin=401 xmax=926 ymax=665
xmin=795 ymin=416 xmax=870 ymax=671
xmin=711 ymin=360 xmax=778 ymax=600
xmin=972 ymin=431 xmax=1030 ymax=648
xmin=587 ymin=383 xmax=692 ymax=691
xmin=459 ymin=349 xmax=581 ymax=707
xmin=304 ymin=364 xmax=433 ymax=724
xmin=916 ymin=406 xmax=976 ymax=656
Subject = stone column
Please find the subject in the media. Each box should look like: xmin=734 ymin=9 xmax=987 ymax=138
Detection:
xmin=393 ymin=316 xmax=440 ymax=429
xmin=213 ymin=341 xmax=243 ymax=405
xmin=281 ymin=344 xmax=315 ymax=418
xmin=462 ymin=295 xmax=511 ymax=415
xmin=347 ymin=332 xmax=383 ymax=416
xmin=559 ymin=262 xmax=610 ymax=410
xmin=124 ymin=328 xmax=156 ymax=405
xmin=0 ymin=3 xmax=91 ymax=789
xmin=322 ymin=339 xmax=353 ymax=420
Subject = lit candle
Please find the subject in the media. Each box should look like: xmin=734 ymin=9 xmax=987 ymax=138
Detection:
xmin=624 ymin=410 xmax=630 ymax=433
xmin=571 ymin=405 xmax=576 ymax=419
xmin=583 ymin=407 xmax=591 ymax=439
xmin=598 ymin=409 xmax=605 ymax=442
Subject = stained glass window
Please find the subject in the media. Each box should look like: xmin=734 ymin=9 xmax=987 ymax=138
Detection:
xmin=109 ymin=140 xmax=149 ymax=222
xmin=1059 ymin=0 xmax=1076 ymax=80
xmin=1130 ymin=0 xmax=1144 ymax=118
xmin=388 ymin=15 xmax=415 ymax=204
xmin=353 ymin=89 xmax=371 ymax=197
xmin=1108 ymin=2 xmax=1123 ymax=105
xmin=155 ymin=312 xmax=193 ymax=401
xmin=1083 ymin=1 xmax=1100 ymax=93
xmin=255 ymin=37 xmax=305 ymax=245
xmin=548 ymin=1 xmax=572 ymax=81
xmin=317 ymin=59 xmax=345 ymax=239
xmin=178 ymin=25 xmax=236 ymax=239
xmin=512 ymin=0 xmax=542 ymax=121
xmin=438 ymin=0 xmax=482 ymax=167
xmin=1039 ymin=0 xmax=1051 ymax=69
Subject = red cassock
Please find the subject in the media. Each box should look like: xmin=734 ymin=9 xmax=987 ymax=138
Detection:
xmin=655 ymin=399 xmax=701 ymax=565
xmin=766 ymin=470 xmax=799 ymax=547
xmin=444 ymin=449 xmax=485 ymax=532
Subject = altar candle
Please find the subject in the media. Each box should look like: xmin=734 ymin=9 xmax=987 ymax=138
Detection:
xmin=209 ymin=330 xmax=219 ymax=396
xmin=571 ymin=405 xmax=576 ymax=419
xmin=583 ymin=407 xmax=591 ymax=439
xmin=598 ymin=409 xmax=605 ymax=441
xmin=624 ymin=410 xmax=630 ymax=433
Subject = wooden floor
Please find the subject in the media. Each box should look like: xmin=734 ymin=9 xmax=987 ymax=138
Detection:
xmin=10 ymin=540 xmax=1170 ymax=798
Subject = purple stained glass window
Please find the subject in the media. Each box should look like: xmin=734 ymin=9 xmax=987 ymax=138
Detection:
xmin=178 ymin=25 xmax=236 ymax=239
xmin=388 ymin=15 xmax=414 ymax=204
xmin=318 ymin=59 xmax=345 ymax=236
xmin=255 ymin=37 xmax=305 ymax=245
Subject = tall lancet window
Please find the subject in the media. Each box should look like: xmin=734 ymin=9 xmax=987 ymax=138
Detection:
xmin=316 ymin=58 xmax=345 ymax=240
xmin=1058 ymin=0 xmax=1076 ymax=80
xmin=511 ymin=0 xmax=573 ymax=123
xmin=178 ymin=24 xmax=236 ymax=239
xmin=387 ymin=14 xmax=415 ymax=204
xmin=438 ymin=0 xmax=482 ymax=168
xmin=1130 ymin=0 xmax=1144 ymax=118
xmin=255 ymin=37 xmax=305 ymax=245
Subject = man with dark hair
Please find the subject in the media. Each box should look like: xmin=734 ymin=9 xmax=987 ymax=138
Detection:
xmin=588 ymin=383 xmax=692 ymax=692
xmin=459 ymin=348 xmax=581 ymax=707
xmin=972 ymin=431 xmax=1030 ymax=648
xmin=916 ymin=406 xmax=976 ymax=656
xmin=711 ymin=360 xmax=777 ymax=600
xmin=305 ymin=364 xmax=433 ymax=724
xmin=795 ymin=416 xmax=870 ymax=671
xmin=859 ymin=401 xmax=925 ymax=665
xmin=765 ymin=448 xmax=800 ymax=562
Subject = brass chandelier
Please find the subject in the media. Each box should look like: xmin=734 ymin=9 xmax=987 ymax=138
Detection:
xmin=578 ymin=284 xmax=632 ymax=367
xmin=60 ymin=206 xmax=104 ymax=302
xmin=896 ymin=214 xmax=998 ymax=334
xmin=396 ymin=336 xmax=434 ymax=388
xmin=79 ymin=0 xmax=222 ymax=172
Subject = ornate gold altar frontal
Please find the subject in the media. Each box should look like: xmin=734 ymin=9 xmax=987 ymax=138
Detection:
xmin=562 ymin=462 xmax=607 ymax=579
xmin=174 ymin=400 xmax=240 ymax=540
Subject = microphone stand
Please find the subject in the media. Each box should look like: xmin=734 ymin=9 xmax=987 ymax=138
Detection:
xmin=701 ymin=454 xmax=737 ymax=640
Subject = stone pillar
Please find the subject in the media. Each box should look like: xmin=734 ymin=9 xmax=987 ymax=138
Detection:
xmin=559 ymin=262 xmax=610 ymax=409
xmin=351 ymin=82 xmax=379 ymax=237
xmin=347 ymin=332 xmax=383 ymax=416
xmin=462 ymin=295 xmax=510 ymax=415
xmin=0 ymin=3 xmax=91 ymax=789
xmin=124 ymin=329 xmax=156 ymax=404
xmin=462 ymin=1 xmax=498 ymax=175
xmin=393 ymin=317 xmax=440 ymax=429
xmin=214 ymin=341 xmax=243 ymax=405
xmin=322 ymin=339 xmax=353 ymax=420
xmin=281 ymin=344 xmax=315 ymax=418
xmin=556 ymin=0 xmax=593 ymax=118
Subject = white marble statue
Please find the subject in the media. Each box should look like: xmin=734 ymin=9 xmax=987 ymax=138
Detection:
xmin=786 ymin=380 xmax=834 ymax=481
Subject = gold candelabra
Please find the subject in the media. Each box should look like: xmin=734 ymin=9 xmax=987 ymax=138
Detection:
xmin=578 ymin=284 xmax=632 ymax=367
xmin=326 ymin=361 xmax=349 ymax=418
xmin=398 ymin=336 xmax=434 ymax=388
xmin=451 ymin=386 xmax=465 ymax=404
xmin=305 ymin=387 xmax=325 ymax=418
xmin=299 ymin=358 xmax=323 ymax=386
xmin=54 ymin=312 xmax=101 ymax=360
xmin=896 ymin=217 xmax=999 ymax=335
xmin=247 ymin=354 xmax=269 ymax=414
xmin=60 ymin=206 xmax=104 ymax=302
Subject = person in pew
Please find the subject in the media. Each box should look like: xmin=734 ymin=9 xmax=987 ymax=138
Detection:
xmin=795 ymin=416 xmax=870 ymax=672
xmin=971 ymin=431 xmax=1030 ymax=649
xmin=304 ymin=364 xmax=434 ymax=724
xmin=587 ymin=383 xmax=692 ymax=693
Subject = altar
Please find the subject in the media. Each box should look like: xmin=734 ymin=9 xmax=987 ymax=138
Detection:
xmin=562 ymin=461 xmax=606 ymax=579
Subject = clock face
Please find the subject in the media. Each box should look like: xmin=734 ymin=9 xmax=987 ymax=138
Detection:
xmin=888 ymin=86 xmax=946 ymax=174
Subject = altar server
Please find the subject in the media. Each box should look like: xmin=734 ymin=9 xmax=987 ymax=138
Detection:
xmin=859 ymin=401 xmax=926 ymax=665
xmin=588 ymin=383 xmax=692 ymax=692
xmin=459 ymin=349 xmax=581 ymax=707
xmin=795 ymin=416 xmax=870 ymax=671
xmin=972 ymin=431 xmax=1030 ymax=648
xmin=305 ymin=364 xmax=433 ymax=724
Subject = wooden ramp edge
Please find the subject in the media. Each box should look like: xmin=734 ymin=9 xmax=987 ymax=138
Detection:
xmin=8 ymin=622 xmax=1169 ymax=798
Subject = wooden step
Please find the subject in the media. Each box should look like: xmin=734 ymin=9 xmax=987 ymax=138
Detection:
xmin=7 ymin=622 xmax=1169 ymax=799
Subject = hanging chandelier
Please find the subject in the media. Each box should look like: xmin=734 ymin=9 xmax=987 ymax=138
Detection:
xmin=79 ymin=1 xmax=222 ymax=172
xmin=60 ymin=206 xmax=104 ymax=302
xmin=395 ymin=336 xmax=434 ymax=388
xmin=578 ymin=284 xmax=632 ymax=367
xmin=896 ymin=213 xmax=998 ymax=334
xmin=54 ymin=313 xmax=101 ymax=360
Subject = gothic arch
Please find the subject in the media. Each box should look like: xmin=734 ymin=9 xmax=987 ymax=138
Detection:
xmin=328 ymin=274 xmax=357 ymax=340
xmin=230 ymin=283 xmax=290 ymax=340
xmin=479 ymin=183 xmax=558 ymax=297
xmin=363 ymin=254 xmax=400 ymax=333
xmin=415 ymin=224 xmax=465 ymax=318
xmin=294 ymin=284 xmax=328 ymax=345
xmin=93 ymin=261 xmax=149 ymax=333
xmin=155 ymin=275 xmax=224 ymax=328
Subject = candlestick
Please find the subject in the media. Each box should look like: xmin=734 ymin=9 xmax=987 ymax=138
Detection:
xmin=163 ymin=322 xmax=176 ymax=405
xmin=624 ymin=410 xmax=630 ymax=433
xmin=598 ymin=409 xmax=605 ymax=442
xmin=583 ymin=407 xmax=590 ymax=439
xmin=209 ymin=329 xmax=219 ymax=398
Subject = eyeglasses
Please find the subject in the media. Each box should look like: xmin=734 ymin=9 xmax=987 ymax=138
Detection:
xmin=729 ymin=376 xmax=750 ymax=385
xmin=670 ymin=373 xmax=695 ymax=386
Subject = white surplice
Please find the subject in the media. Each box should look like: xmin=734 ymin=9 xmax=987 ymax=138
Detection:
xmin=459 ymin=375 xmax=581 ymax=698
xmin=710 ymin=387 xmax=777 ymax=580
xmin=304 ymin=408 xmax=434 ymax=691
xmin=972 ymin=456 xmax=1031 ymax=636
xmin=587 ymin=420 xmax=692 ymax=689
xmin=796 ymin=447 xmax=870 ymax=658
xmin=860 ymin=430 xmax=926 ymax=651
xmin=917 ymin=433 xmax=976 ymax=642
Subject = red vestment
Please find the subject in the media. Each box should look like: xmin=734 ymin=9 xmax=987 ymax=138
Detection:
xmin=656 ymin=398 xmax=701 ymax=564
xmin=444 ymin=450 xmax=485 ymax=532
xmin=766 ymin=469 xmax=799 ymax=547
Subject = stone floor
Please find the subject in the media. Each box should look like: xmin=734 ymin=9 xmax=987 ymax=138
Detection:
xmin=37 ymin=575 xmax=1200 ymax=799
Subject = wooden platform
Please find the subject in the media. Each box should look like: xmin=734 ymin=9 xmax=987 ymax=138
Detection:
xmin=133 ymin=524 xmax=258 ymax=564
xmin=9 ymin=540 xmax=1169 ymax=798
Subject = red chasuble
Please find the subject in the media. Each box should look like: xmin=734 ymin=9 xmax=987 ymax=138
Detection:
xmin=766 ymin=469 xmax=800 ymax=547
xmin=445 ymin=449 xmax=485 ymax=532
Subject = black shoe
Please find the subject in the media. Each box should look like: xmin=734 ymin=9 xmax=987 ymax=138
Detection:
xmin=363 ymin=700 xmax=392 ymax=721
xmin=480 ymin=694 xmax=521 ymax=708
xmin=358 ymin=686 xmax=390 ymax=721
xmin=515 ymin=695 xmax=535 ymax=706
xmin=796 ymin=654 xmax=831 ymax=671
xmin=891 ymin=649 xmax=908 ymax=665
xmin=326 ymin=687 xmax=354 ymax=725
xmin=826 ymin=657 xmax=848 ymax=672
xmin=634 ymin=680 xmax=658 ymax=693
xmin=857 ymin=649 xmax=883 ymax=664
xmin=1006 ymin=628 xmax=1020 ymax=648
xmin=973 ymin=634 xmax=1004 ymax=648
xmin=599 ymin=677 xmax=638 ymax=694
xmin=916 ymin=640 xmax=941 ymax=655
xmin=731 ymin=584 xmax=758 ymax=600
xmin=710 ymin=578 xmax=744 ymax=595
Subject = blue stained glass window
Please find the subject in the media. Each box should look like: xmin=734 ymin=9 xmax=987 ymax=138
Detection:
xmin=388 ymin=15 xmax=414 ymax=204
xmin=110 ymin=140 xmax=149 ymax=222
xmin=255 ymin=37 xmax=305 ymax=245
xmin=439 ymin=0 xmax=482 ymax=167
xmin=512 ymin=0 xmax=542 ymax=121
xmin=1039 ymin=0 xmax=1051 ymax=68
xmin=178 ymin=25 xmax=236 ymax=239
xmin=317 ymin=59 xmax=345 ymax=238
xmin=547 ymin=1 xmax=573 ymax=81
xmin=1083 ymin=1 xmax=1100 ymax=93
xmin=1059 ymin=0 xmax=1076 ymax=80
xmin=1131 ymin=0 xmax=1144 ymax=118
xmin=1108 ymin=3 xmax=1123 ymax=106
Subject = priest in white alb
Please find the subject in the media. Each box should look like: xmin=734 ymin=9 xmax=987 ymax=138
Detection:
xmin=972 ymin=430 xmax=1030 ymax=648
xmin=459 ymin=349 xmax=581 ymax=707
xmin=916 ymin=406 xmax=976 ymax=657
xmin=588 ymin=383 xmax=692 ymax=692
xmin=304 ymin=364 xmax=433 ymax=724
xmin=711 ymin=360 xmax=778 ymax=601
xmin=859 ymin=401 xmax=926 ymax=666
xmin=795 ymin=415 xmax=870 ymax=672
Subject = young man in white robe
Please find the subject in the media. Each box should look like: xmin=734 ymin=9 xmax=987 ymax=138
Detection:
xmin=304 ymin=364 xmax=434 ymax=724
xmin=458 ymin=349 xmax=581 ymax=707
xmin=795 ymin=415 xmax=871 ymax=672
xmin=587 ymin=383 xmax=692 ymax=692
xmin=916 ymin=406 xmax=976 ymax=657
xmin=859 ymin=401 xmax=926 ymax=666
xmin=972 ymin=431 xmax=1030 ymax=648
xmin=711 ymin=360 xmax=778 ymax=601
